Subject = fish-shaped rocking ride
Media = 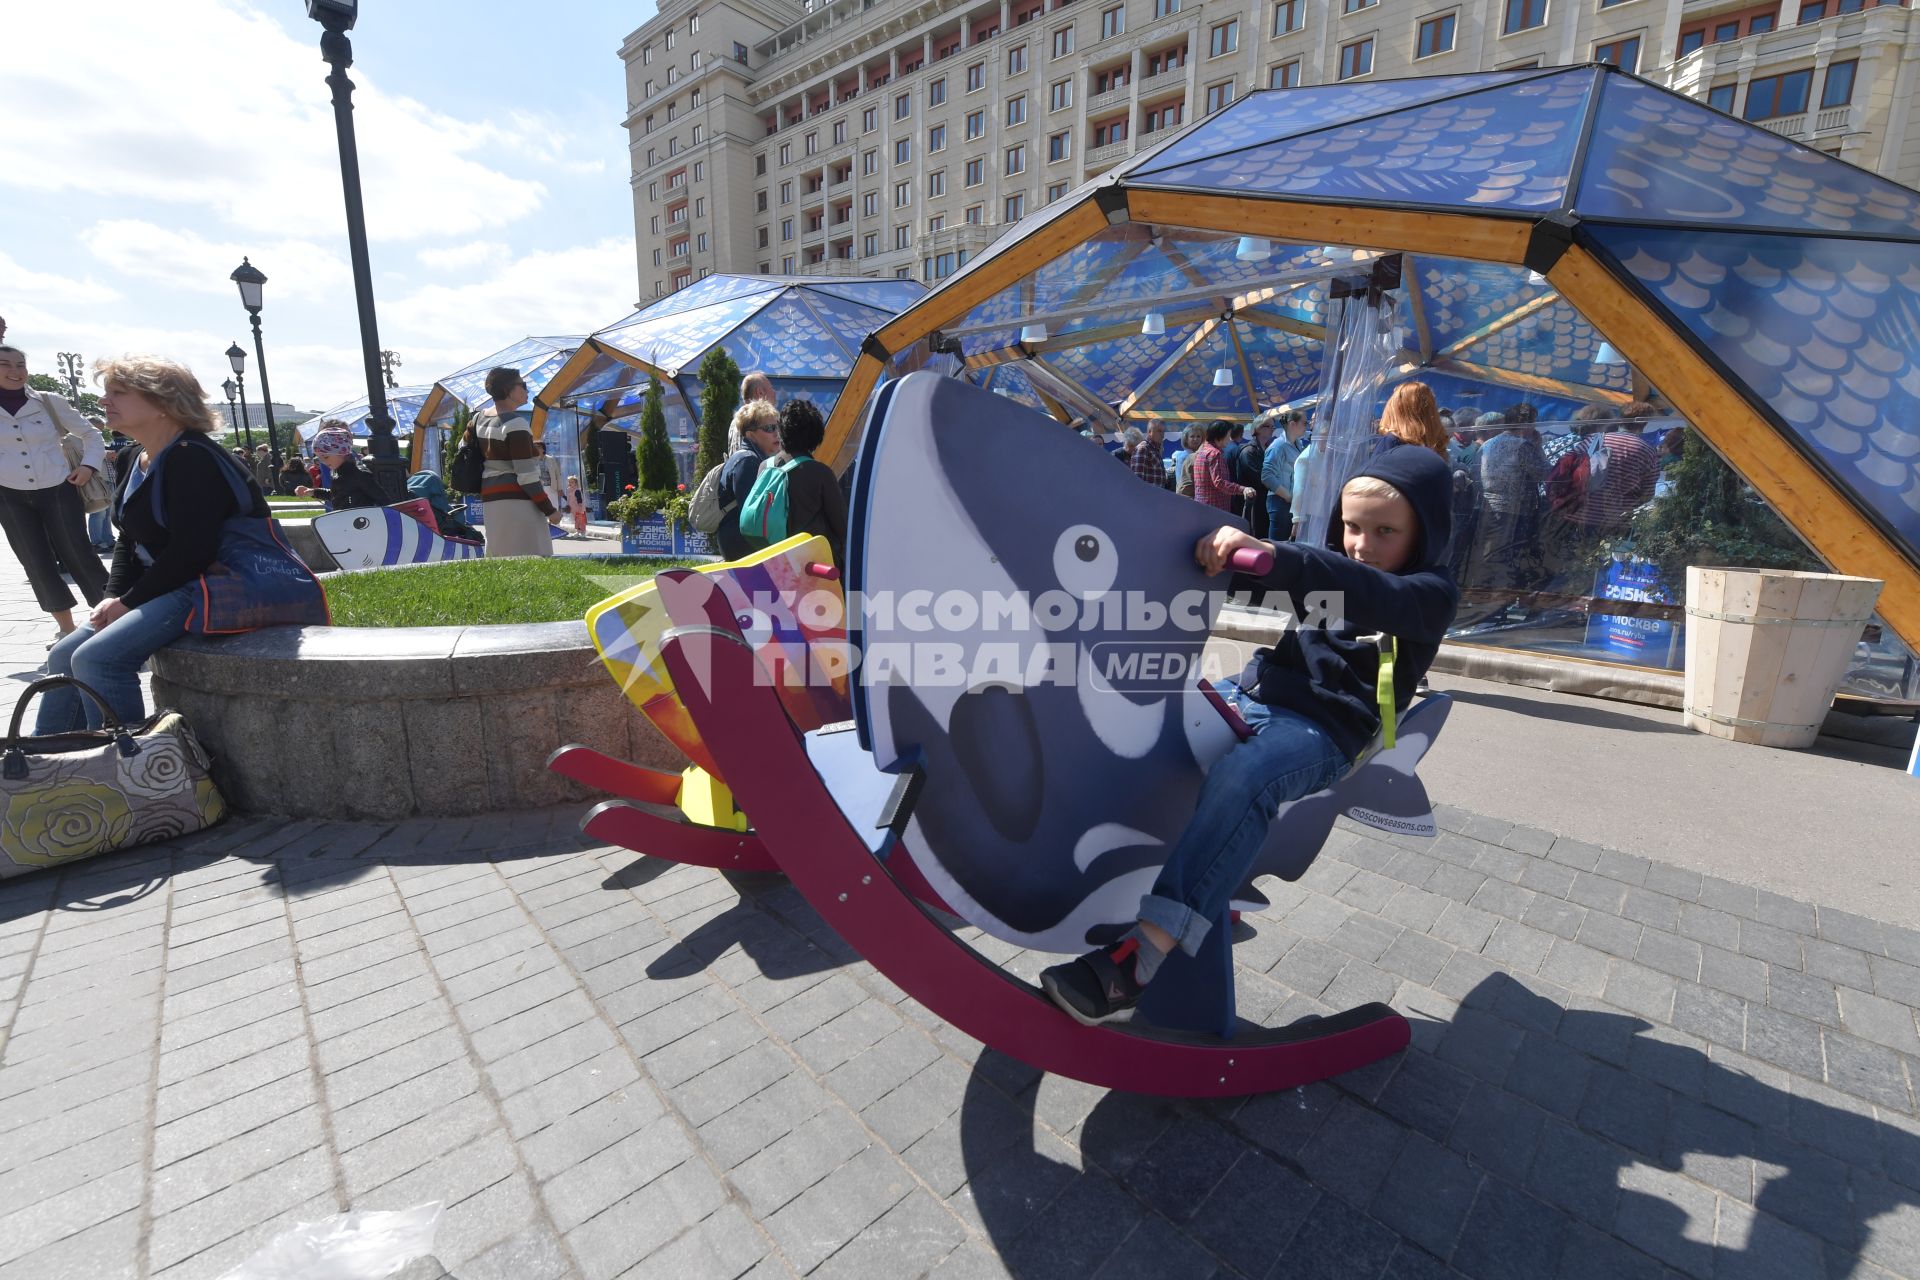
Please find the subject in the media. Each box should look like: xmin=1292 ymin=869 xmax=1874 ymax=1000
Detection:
xmin=313 ymin=502 xmax=483 ymax=569
xmin=556 ymin=372 xmax=1451 ymax=1095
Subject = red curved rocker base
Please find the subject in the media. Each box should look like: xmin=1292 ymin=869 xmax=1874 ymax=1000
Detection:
xmin=652 ymin=570 xmax=1410 ymax=1098
xmin=547 ymin=744 xmax=778 ymax=873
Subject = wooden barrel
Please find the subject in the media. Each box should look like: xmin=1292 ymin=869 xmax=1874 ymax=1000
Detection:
xmin=1683 ymin=567 xmax=1883 ymax=750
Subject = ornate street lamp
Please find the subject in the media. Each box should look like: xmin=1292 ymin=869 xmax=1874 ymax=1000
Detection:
xmin=56 ymin=352 xmax=84 ymax=399
xmin=226 ymin=342 xmax=254 ymax=452
xmin=221 ymin=377 xmax=240 ymax=439
xmin=306 ymin=0 xmax=406 ymax=500
xmin=379 ymin=349 xmax=401 ymax=390
xmin=231 ymin=258 xmax=283 ymax=472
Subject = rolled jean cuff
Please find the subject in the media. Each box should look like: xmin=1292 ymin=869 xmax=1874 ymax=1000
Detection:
xmin=1138 ymin=893 xmax=1214 ymax=957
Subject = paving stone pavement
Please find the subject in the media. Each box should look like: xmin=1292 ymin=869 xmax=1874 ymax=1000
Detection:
xmin=1 ymin=797 xmax=1919 ymax=1279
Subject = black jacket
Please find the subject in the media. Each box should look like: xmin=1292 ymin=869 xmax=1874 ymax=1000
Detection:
xmin=781 ymin=456 xmax=846 ymax=565
xmin=108 ymin=434 xmax=270 ymax=609
xmin=714 ymin=441 xmax=768 ymax=561
xmin=313 ymin=456 xmax=386 ymax=511
xmin=1239 ymin=445 xmax=1460 ymax=762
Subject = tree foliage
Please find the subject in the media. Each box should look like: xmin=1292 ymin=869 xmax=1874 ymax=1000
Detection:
xmin=695 ymin=348 xmax=742 ymax=479
xmin=28 ymin=374 xmax=102 ymax=418
xmin=638 ymin=376 xmax=678 ymax=492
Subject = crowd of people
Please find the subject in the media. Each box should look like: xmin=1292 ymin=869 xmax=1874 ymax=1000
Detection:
xmin=1101 ymin=380 xmax=1674 ymax=604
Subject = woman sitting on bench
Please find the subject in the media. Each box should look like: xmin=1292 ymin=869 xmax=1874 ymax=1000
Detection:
xmin=1042 ymin=447 xmax=1460 ymax=1024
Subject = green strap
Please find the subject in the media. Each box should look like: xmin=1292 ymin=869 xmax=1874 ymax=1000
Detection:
xmin=1376 ymin=636 xmax=1398 ymax=751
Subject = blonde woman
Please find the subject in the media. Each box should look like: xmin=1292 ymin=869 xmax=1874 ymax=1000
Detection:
xmin=38 ymin=357 xmax=274 ymax=732
xmin=715 ymin=398 xmax=781 ymax=560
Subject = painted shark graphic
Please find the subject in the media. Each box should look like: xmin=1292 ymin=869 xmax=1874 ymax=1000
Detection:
xmin=314 ymin=504 xmax=483 ymax=569
xmin=848 ymin=372 xmax=1448 ymax=955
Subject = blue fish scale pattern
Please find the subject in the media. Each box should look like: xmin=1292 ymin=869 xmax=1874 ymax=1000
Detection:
xmin=1419 ymin=260 xmax=1631 ymax=392
xmin=1125 ymin=69 xmax=1547 ymax=178
xmin=713 ymin=294 xmax=861 ymax=380
xmin=1578 ymin=76 xmax=1920 ymax=237
xmin=602 ymin=295 xmax=771 ymax=374
xmin=1131 ymin=73 xmax=1591 ymax=211
xmin=303 ymin=387 xmax=431 ymax=437
xmin=435 ymin=337 xmax=580 ymax=418
xmin=1591 ymin=223 xmax=1920 ymax=554
xmin=1139 ymin=323 xmax=1253 ymax=415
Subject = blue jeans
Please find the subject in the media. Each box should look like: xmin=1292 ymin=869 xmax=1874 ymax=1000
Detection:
xmin=36 ymin=586 xmax=196 ymax=732
xmin=1266 ymin=496 xmax=1293 ymax=540
xmin=1138 ymin=681 xmax=1349 ymax=954
xmin=87 ymin=506 xmax=113 ymax=549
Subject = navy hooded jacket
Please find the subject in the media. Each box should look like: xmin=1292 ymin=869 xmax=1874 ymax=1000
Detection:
xmin=1237 ymin=443 xmax=1460 ymax=762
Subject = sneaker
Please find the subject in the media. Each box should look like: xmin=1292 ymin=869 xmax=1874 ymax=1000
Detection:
xmin=1040 ymin=937 xmax=1148 ymax=1026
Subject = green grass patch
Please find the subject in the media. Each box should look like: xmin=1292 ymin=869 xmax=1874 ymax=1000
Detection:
xmin=323 ymin=556 xmax=703 ymax=627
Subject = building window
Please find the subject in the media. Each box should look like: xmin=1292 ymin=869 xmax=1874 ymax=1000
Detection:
xmin=931 ymin=77 xmax=948 ymax=105
xmin=1338 ymin=37 xmax=1374 ymax=78
xmin=1049 ymin=131 xmax=1071 ymax=161
xmin=1094 ymin=118 xmax=1129 ymax=145
xmin=1267 ymin=61 xmax=1300 ymax=89
xmin=783 ymin=255 xmax=796 ymax=272
xmin=930 ymin=124 xmax=947 ymax=152
xmin=863 ymin=149 xmax=879 ymax=175
xmin=757 ymin=228 xmax=768 ymax=247
xmin=1594 ymin=35 xmax=1641 ymax=71
xmin=1343 ymin=0 xmax=1376 ymax=11
xmin=966 ymin=157 xmax=985 ymax=186
xmin=1145 ymin=100 xmax=1185 ymax=130
xmin=1745 ymin=68 xmax=1812 ymax=119
xmin=1147 ymin=46 xmax=1186 ymax=76
xmin=1503 ymin=0 xmax=1547 ymax=33
xmin=755 ymin=155 xmax=767 ymax=176
xmin=1006 ymin=144 xmax=1027 ymax=174
xmin=929 ymin=170 xmax=946 ymax=196
xmin=1096 ymin=66 xmax=1130 ymax=93
xmin=649 ymin=181 xmax=658 ymax=199
xmin=1050 ymin=80 xmax=1072 ymax=111
xmin=895 ymin=180 xmax=912 ymax=206
xmin=968 ymin=61 xmax=986 ymax=92
xmin=966 ymin=204 xmax=983 ymax=223
xmin=644 ymin=114 xmax=655 ymax=134
xmin=802 ymin=129 xmax=814 ymax=154
xmin=896 ymin=92 xmax=912 ymax=120
xmin=1417 ymin=13 xmax=1456 ymax=57
xmin=1008 ymin=95 xmax=1028 ymax=125
xmin=653 ymin=248 xmax=663 ymax=266
xmin=864 ymin=106 xmax=878 ymax=132
xmin=695 ymin=196 xmax=705 ymax=216
xmin=1749 ymin=12 xmax=1776 ymax=32
xmin=651 ymin=216 xmax=661 ymax=234
xmin=780 ymin=180 xmax=794 ymax=204
xmin=1005 ymin=192 xmax=1026 ymax=220
xmin=736 ymin=42 xmax=749 ymax=63
xmin=833 ymin=120 xmax=847 ymax=145
xmin=1209 ymin=18 xmax=1240 ymax=56
xmin=1679 ymin=29 xmax=1705 ymax=55
xmin=1273 ymin=0 xmax=1304 ymax=34
xmin=690 ymin=11 xmax=700 ymax=34
xmin=691 ymin=88 xmax=703 ymax=107
xmin=779 ymin=142 xmax=792 ymax=165
xmin=642 ymin=43 xmax=653 ymax=63
xmin=782 ymin=218 xmax=795 ymax=240
xmin=1707 ymin=83 xmax=1736 ymax=112
xmin=929 ymin=214 xmax=944 ymax=234
xmin=1054 ymin=25 xmax=1075 ymax=57
xmin=1205 ymin=79 xmax=1235 ymax=111
xmin=864 ymin=191 xmax=879 ymax=215
xmin=1154 ymin=0 xmax=1181 ymax=16
xmin=694 ymin=161 xmax=704 ymax=181
xmin=697 ymin=232 xmax=709 ymax=252
xmin=966 ymin=109 xmax=986 ymax=138
xmin=1101 ymin=5 xmax=1125 ymax=38
xmin=1008 ymin=44 xmax=1027 ymax=74
xmin=864 ymin=232 xmax=879 ymax=256
xmin=896 ymin=138 xmax=912 ymax=163
xmin=896 ymin=226 xmax=911 ymax=249
xmin=1822 ymin=59 xmax=1857 ymax=107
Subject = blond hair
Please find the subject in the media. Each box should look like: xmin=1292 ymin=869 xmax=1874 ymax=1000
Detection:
xmin=731 ymin=399 xmax=778 ymax=435
xmin=1378 ymin=382 xmax=1448 ymax=457
xmin=94 ymin=356 xmax=219 ymax=433
xmin=1342 ymin=474 xmax=1405 ymax=503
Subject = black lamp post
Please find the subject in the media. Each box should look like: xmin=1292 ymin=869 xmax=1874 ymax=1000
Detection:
xmin=380 ymin=349 xmax=401 ymax=390
xmin=307 ymin=0 xmax=406 ymax=500
xmin=221 ymin=378 xmax=239 ymax=439
xmin=56 ymin=352 xmax=84 ymax=399
xmin=231 ymin=258 xmax=283 ymax=473
xmin=226 ymin=343 xmax=254 ymax=452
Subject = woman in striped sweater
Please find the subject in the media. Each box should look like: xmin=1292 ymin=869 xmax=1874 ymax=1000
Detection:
xmin=473 ymin=366 xmax=561 ymax=557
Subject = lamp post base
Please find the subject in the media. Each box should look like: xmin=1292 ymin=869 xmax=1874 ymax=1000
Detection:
xmin=366 ymin=453 xmax=409 ymax=503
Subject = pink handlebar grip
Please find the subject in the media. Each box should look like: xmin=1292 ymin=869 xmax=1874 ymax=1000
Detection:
xmin=1230 ymin=546 xmax=1274 ymax=577
xmin=805 ymin=562 xmax=841 ymax=580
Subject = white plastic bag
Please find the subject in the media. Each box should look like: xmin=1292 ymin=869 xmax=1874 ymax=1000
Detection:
xmin=215 ymin=1202 xmax=442 ymax=1280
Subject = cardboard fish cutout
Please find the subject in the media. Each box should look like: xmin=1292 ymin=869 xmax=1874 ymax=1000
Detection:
xmin=314 ymin=505 xmax=482 ymax=569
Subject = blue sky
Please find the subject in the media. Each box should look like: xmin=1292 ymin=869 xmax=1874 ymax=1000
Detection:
xmin=2 ymin=0 xmax=653 ymax=415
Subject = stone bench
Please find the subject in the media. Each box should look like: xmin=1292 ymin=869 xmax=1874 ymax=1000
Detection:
xmin=149 ymin=622 xmax=681 ymax=820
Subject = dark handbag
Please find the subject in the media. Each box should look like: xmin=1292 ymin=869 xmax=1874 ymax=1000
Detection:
xmin=449 ymin=413 xmax=489 ymax=493
xmin=143 ymin=436 xmax=331 ymax=635
xmin=0 ymin=677 xmax=226 ymax=877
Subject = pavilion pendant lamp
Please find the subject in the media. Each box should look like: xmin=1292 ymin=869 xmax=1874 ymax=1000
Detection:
xmin=1020 ymin=322 xmax=1048 ymax=344
xmin=1213 ymin=367 xmax=1234 ymax=387
xmin=1141 ymin=311 xmax=1166 ymax=336
xmin=1235 ymin=236 xmax=1271 ymax=261
xmin=1527 ymin=269 xmax=1549 ymax=286
xmin=1593 ymin=341 xmax=1624 ymax=365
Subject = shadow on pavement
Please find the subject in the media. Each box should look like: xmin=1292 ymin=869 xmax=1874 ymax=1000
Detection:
xmin=959 ymin=971 xmax=1920 ymax=1278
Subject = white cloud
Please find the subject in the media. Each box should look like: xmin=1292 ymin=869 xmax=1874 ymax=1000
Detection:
xmin=417 ymin=241 xmax=512 ymax=272
xmin=0 ymin=254 xmax=122 ymax=308
xmin=386 ymin=237 xmax=638 ymax=356
xmin=81 ymin=221 xmax=350 ymax=300
xmin=1 ymin=1 xmax=545 ymax=241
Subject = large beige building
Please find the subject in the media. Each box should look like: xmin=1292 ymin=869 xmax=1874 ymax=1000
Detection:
xmin=620 ymin=0 xmax=1920 ymax=299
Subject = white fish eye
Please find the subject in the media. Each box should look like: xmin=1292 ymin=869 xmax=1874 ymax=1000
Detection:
xmin=1053 ymin=523 xmax=1117 ymax=599
xmin=737 ymin=609 xmax=773 ymax=646
xmin=352 ymin=516 xmax=370 ymax=530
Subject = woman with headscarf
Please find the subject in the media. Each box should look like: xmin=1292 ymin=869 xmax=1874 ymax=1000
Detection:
xmin=296 ymin=423 xmax=386 ymax=511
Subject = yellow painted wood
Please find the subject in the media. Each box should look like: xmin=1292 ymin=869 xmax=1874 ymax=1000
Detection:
xmin=821 ymin=352 xmax=885 ymax=471
xmin=1555 ymin=244 xmax=1920 ymax=653
xmin=1406 ymin=256 xmax=1433 ymax=364
xmin=529 ymin=340 xmax=610 ymax=440
xmin=1125 ymin=194 xmax=1532 ymax=264
xmin=677 ymin=765 xmax=749 ymax=832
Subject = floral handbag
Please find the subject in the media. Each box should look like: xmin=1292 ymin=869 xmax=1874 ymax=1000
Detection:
xmin=0 ymin=677 xmax=227 ymax=878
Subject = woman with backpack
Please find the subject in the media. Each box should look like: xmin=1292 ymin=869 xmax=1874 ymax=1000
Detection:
xmin=740 ymin=399 xmax=845 ymax=565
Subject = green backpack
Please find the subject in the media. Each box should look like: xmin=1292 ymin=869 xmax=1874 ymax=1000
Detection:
xmin=738 ymin=453 xmax=811 ymax=547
